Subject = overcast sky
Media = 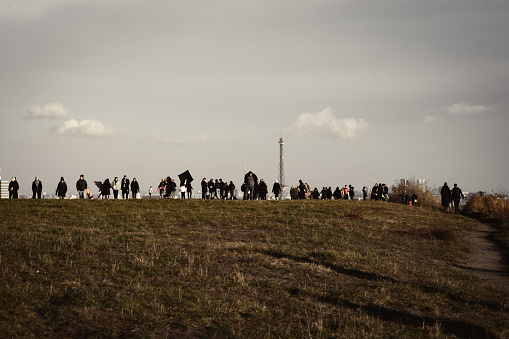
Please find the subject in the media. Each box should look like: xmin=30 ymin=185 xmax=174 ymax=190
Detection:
xmin=1 ymin=0 xmax=508 ymax=195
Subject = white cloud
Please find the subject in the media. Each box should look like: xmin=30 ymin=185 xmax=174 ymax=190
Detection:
xmin=423 ymin=115 xmax=439 ymax=123
xmin=291 ymin=107 xmax=367 ymax=140
xmin=446 ymin=102 xmax=496 ymax=115
xmin=53 ymin=119 xmax=113 ymax=137
xmin=25 ymin=102 xmax=68 ymax=120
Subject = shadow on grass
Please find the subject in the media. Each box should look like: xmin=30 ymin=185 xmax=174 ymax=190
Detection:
xmin=262 ymin=250 xmax=397 ymax=283
xmin=316 ymin=293 xmax=496 ymax=339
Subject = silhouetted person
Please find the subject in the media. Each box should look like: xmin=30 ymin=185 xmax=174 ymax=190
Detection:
xmin=56 ymin=177 xmax=67 ymax=199
xmin=131 ymin=178 xmax=140 ymax=199
xmin=32 ymin=176 xmax=42 ymax=199
xmin=9 ymin=177 xmax=19 ymax=199
xmin=76 ymin=174 xmax=87 ymax=199
xmin=451 ymin=183 xmax=464 ymax=214
xmin=441 ymin=182 xmax=451 ymax=212
xmin=272 ymin=180 xmax=281 ymax=200
xmin=121 ymin=175 xmax=130 ymax=199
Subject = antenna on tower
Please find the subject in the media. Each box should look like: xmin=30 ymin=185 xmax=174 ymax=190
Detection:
xmin=278 ymin=132 xmax=286 ymax=188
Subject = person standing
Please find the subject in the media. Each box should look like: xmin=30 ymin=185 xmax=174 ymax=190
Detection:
xmin=208 ymin=179 xmax=215 ymax=199
xmin=362 ymin=186 xmax=367 ymax=201
xmin=451 ymin=183 xmax=464 ymax=214
xmin=441 ymin=182 xmax=452 ymax=212
xmin=131 ymin=178 xmax=140 ymax=199
xmin=56 ymin=177 xmax=67 ymax=199
xmin=179 ymin=183 xmax=186 ymax=199
xmin=258 ymin=179 xmax=268 ymax=200
xmin=9 ymin=177 xmax=19 ymax=199
xmin=32 ymin=176 xmax=43 ymax=199
xmin=102 ymin=178 xmax=112 ymax=199
xmin=201 ymin=178 xmax=208 ymax=199
xmin=121 ymin=175 xmax=130 ymax=199
xmin=149 ymin=186 xmax=153 ymax=198
xmin=246 ymin=173 xmax=256 ymax=200
xmin=186 ymin=181 xmax=193 ymax=199
xmin=112 ymin=177 xmax=120 ymax=199
xmin=349 ymin=185 xmax=355 ymax=200
xmin=272 ymin=180 xmax=281 ymax=200
xmin=76 ymin=175 xmax=87 ymax=199
xmin=229 ymin=181 xmax=236 ymax=199
xmin=170 ymin=179 xmax=177 ymax=199
xmin=158 ymin=178 xmax=166 ymax=199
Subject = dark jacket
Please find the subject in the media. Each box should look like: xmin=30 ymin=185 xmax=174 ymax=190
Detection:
xmin=102 ymin=179 xmax=112 ymax=195
xmin=452 ymin=186 xmax=463 ymax=200
xmin=131 ymin=180 xmax=140 ymax=193
xmin=121 ymin=178 xmax=130 ymax=192
xmin=76 ymin=178 xmax=87 ymax=191
xmin=56 ymin=179 xmax=67 ymax=197
xmin=32 ymin=180 xmax=43 ymax=193
xmin=9 ymin=181 xmax=19 ymax=193
xmin=272 ymin=182 xmax=281 ymax=194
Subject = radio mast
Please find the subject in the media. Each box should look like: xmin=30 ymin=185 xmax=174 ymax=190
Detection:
xmin=278 ymin=134 xmax=286 ymax=188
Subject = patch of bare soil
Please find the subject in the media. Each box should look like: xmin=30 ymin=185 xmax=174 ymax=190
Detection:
xmin=455 ymin=223 xmax=509 ymax=292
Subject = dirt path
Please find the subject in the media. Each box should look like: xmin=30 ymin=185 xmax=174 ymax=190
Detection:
xmin=455 ymin=223 xmax=509 ymax=292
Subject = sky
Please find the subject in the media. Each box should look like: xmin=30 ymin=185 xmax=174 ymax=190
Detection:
xmin=1 ymin=0 xmax=509 ymax=195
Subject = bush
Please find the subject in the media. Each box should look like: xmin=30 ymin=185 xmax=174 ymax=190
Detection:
xmin=389 ymin=177 xmax=440 ymax=209
xmin=463 ymin=193 xmax=509 ymax=220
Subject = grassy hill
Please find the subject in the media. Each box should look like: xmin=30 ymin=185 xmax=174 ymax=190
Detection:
xmin=1 ymin=199 xmax=507 ymax=338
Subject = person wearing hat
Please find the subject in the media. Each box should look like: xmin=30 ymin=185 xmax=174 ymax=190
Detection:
xmin=9 ymin=177 xmax=19 ymax=199
xmin=56 ymin=177 xmax=67 ymax=199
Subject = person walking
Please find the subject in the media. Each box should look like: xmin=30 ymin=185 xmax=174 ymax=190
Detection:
xmin=9 ymin=177 xmax=19 ymax=199
xmin=112 ymin=177 xmax=120 ymax=199
xmin=131 ymin=178 xmax=140 ymax=199
xmin=451 ymin=183 xmax=464 ymax=214
xmin=121 ymin=175 xmax=130 ymax=199
xmin=441 ymin=182 xmax=452 ymax=212
xmin=32 ymin=176 xmax=43 ymax=199
xmin=102 ymin=178 xmax=112 ymax=199
xmin=272 ymin=180 xmax=281 ymax=200
xmin=56 ymin=177 xmax=67 ymax=199
xmin=76 ymin=175 xmax=87 ymax=199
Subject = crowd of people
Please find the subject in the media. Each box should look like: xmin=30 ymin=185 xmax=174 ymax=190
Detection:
xmin=5 ymin=174 xmax=464 ymax=212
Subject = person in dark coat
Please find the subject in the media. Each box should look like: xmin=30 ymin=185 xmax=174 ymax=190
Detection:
xmin=441 ymin=182 xmax=451 ymax=212
xmin=201 ymin=178 xmax=208 ymax=199
xmin=298 ymin=180 xmax=306 ymax=199
xmin=56 ymin=177 xmax=67 ymax=199
xmin=121 ymin=175 xmax=130 ymax=199
xmin=333 ymin=187 xmax=341 ymax=200
xmin=76 ymin=175 xmax=87 ymax=199
xmin=411 ymin=193 xmax=418 ymax=206
xmin=186 ymin=181 xmax=193 ymax=199
xmin=451 ymin=183 xmax=464 ymax=214
xmin=349 ymin=185 xmax=355 ymax=200
xmin=207 ymin=179 xmax=215 ymax=199
xmin=290 ymin=186 xmax=298 ymax=200
xmin=371 ymin=184 xmax=378 ymax=200
xmin=362 ymin=186 xmax=367 ymax=201
xmin=32 ymin=176 xmax=43 ymax=199
xmin=229 ymin=181 xmax=236 ymax=199
xmin=258 ymin=179 xmax=268 ymax=200
xmin=9 ymin=177 xmax=19 ymax=199
xmin=131 ymin=178 xmax=140 ymax=199
xmin=272 ymin=180 xmax=281 ymax=200
xmin=102 ymin=178 xmax=112 ymax=199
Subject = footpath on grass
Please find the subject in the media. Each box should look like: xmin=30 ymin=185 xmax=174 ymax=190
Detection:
xmin=454 ymin=222 xmax=509 ymax=292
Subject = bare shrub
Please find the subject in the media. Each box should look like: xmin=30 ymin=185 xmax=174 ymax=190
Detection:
xmin=463 ymin=193 xmax=509 ymax=221
xmin=389 ymin=177 xmax=440 ymax=209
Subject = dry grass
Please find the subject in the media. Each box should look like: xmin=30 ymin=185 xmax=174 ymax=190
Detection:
xmin=0 ymin=199 xmax=507 ymax=338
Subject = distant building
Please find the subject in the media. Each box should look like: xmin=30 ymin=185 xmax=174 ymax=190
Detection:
xmin=0 ymin=168 xmax=9 ymax=199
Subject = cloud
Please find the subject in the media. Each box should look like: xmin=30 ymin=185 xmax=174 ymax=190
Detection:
xmin=53 ymin=119 xmax=113 ymax=137
xmin=291 ymin=107 xmax=367 ymax=140
xmin=446 ymin=102 xmax=496 ymax=115
xmin=25 ymin=102 xmax=68 ymax=119
xmin=423 ymin=115 xmax=440 ymax=123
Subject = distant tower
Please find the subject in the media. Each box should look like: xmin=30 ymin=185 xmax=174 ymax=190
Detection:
xmin=278 ymin=134 xmax=286 ymax=188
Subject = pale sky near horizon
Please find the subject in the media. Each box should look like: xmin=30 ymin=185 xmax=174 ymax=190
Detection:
xmin=1 ymin=0 xmax=508 ymax=195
